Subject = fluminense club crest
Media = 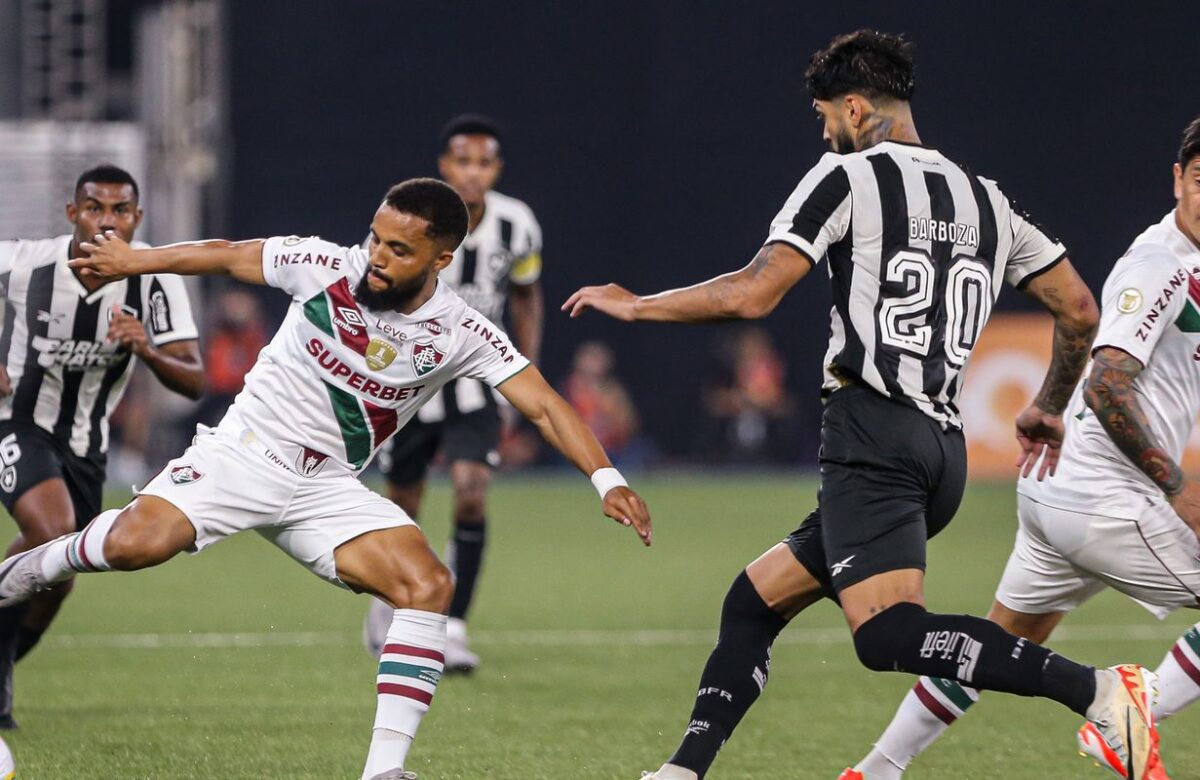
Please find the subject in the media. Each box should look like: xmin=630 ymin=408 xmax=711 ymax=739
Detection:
xmin=295 ymin=446 xmax=330 ymax=477
xmin=411 ymin=342 xmax=445 ymax=377
xmin=169 ymin=465 xmax=203 ymax=484
xmin=366 ymin=338 xmax=398 ymax=372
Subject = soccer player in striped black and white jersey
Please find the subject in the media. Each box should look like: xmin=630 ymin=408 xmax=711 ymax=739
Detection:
xmin=568 ymin=30 xmax=1160 ymax=780
xmin=845 ymin=116 xmax=1200 ymax=780
xmin=0 ymin=164 xmax=204 ymax=727
xmin=367 ymin=115 xmax=545 ymax=671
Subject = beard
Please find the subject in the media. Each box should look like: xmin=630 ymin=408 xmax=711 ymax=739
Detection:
xmin=353 ymin=267 xmax=431 ymax=312
xmin=830 ymin=128 xmax=855 ymax=153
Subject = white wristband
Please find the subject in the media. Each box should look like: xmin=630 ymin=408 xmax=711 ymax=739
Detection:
xmin=590 ymin=467 xmax=628 ymax=499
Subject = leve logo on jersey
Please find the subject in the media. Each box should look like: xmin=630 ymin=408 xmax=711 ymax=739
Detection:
xmin=411 ymin=342 xmax=445 ymax=377
xmin=366 ymin=338 xmax=398 ymax=371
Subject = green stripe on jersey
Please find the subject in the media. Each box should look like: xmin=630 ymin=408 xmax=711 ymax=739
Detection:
xmin=303 ymin=290 xmax=335 ymax=337
xmin=379 ymin=661 xmax=442 ymax=685
xmin=932 ymin=678 xmax=975 ymax=712
xmin=1182 ymin=627 xmax=1200 ymax=658
xmin=322 ymin=380 xmax=371 ymax=468
xmin=1176 ymin=300 xmax=1200 ymax=333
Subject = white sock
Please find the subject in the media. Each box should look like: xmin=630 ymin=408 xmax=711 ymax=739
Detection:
xmin=856 ymin=677 xmax=979 ymax=778
xmin=361 ymin=608 xmax=446 ymax=780
xmin=1152 ymin=625 xmax=1200 ymax=722
xmin=652 ymin=764 xmax=698 ymax=780
xmin=39 ymin=509 xmax=122 ymax=581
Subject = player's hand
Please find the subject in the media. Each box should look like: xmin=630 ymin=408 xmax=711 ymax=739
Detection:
xmin=602 ymin=485 xmax=652 ymax=546
xmin=1169 ymin=480 xmax=1200 ymax=539
xmin=1014 ymin=404 xmax=1065 ymax=480
xmin=0 ymin=364 xmax=11 ymax=398
xmin=72 ymin=231 xmax=135 ymax=282
xmin=562 ymin=284 xmax=638 ymax=321
xmin=106 ymin=306 xmax=153 ymax=359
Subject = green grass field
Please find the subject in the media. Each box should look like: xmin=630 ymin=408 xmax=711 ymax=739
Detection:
xmin=3 ymin=473 xmax=1197 ymax=779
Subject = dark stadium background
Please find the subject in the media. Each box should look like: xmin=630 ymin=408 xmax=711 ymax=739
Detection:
xmin=108 ymin=0 xmax=1194 ymax=460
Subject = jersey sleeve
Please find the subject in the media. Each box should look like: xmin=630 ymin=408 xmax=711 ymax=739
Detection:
xmin=1092 ymin=249 xmax=1188 ymax=367
xmin=261 ymin=235 xmax=356 ymax=300
xmin=456 ymin=312 xmax=531 ymax=387
xmin=143 ymin=274 xmax=200 ymax=346
xmin=1001 ymin=198 xmax=1068 ymax=288
xmin=763 ymin=153 xmax=852 ymax=264
xmin=508 ymin=209 xmax=543 ymax=286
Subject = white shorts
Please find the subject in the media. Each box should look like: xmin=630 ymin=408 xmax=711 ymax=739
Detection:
xmin=995 ymin=493 xmax=1200 ymax=619
xmin=139 ymin=422 xmax=414 ymax=586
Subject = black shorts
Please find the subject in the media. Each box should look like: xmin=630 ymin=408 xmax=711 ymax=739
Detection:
xmin=786 ymin=385 xmax=967 ymax=593
xmin=380 ymin=381 xmax=502 ymax=487
xmin=0 ymin=420 xmax=106 ymax=530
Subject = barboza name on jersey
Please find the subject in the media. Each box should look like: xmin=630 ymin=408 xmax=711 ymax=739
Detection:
xmin=908 ymin=217 xmax=980 ymax=248
xmin=32 ymin=336 xmax=123 ymax=369
xmin=461 ymin=318 xmax=517 ymax=364
xmin=305 ymin=337 xmax=425 ymax=401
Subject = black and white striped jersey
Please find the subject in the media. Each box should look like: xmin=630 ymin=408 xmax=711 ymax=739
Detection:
xmin=766 ymin=141 xmax=1066 ymax=428
xmin=0 ymin=235 xmax=199 ymax=458
xmin=439 ymin=189 xmax=542 ymax=325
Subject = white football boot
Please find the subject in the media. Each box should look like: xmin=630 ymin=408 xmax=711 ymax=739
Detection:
xmin=0 ymin=542 xmax=54 ymax=608
xmin=1081 ymin=665 xmax=1160 ymax=780
xmin=367 ymin=770 xmax=417 ymax=780
xmin=639 ymin=766 xmax=699 ymax=779
xmin=444 ymin=617 xmax=480 ymax=673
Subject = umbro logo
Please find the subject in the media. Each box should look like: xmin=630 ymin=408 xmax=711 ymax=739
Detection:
xmin=830 ymin=555 xmax=855 ymax=576
xmin=337 ymin=307 xmax=366 ymax=328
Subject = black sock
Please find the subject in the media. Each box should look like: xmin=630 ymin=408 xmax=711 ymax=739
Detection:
xmin=669 ymin=571 xmax=787 ymax=778
xmin=853 ymin=603 xmax=1096 ymax=715
xmin=447 ymin=519 xmax=486 ymax=621
xmin=13 ymin=626 xmax=44 ymax=664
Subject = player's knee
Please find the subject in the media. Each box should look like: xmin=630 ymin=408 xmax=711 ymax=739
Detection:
xmin=400 ymin=562 xmax=454 ymax=613
xmin=852 ymin=602 xmax=926 ymax=672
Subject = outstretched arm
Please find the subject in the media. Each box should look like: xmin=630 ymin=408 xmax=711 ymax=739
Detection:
xmin=1013 ymin=259 xmax=1099 ymax=478
xmin=496 ymin=365 xmax=652 ymax=546
xmin=74 ymin=232 xmax=266 ymax=286
xmin=562 ymin=242 xmax=813 ymax=323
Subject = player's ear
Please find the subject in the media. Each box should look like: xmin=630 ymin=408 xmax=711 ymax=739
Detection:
xmin=437 ymin=154 xmax=451 ymax=179
xmin=133 ymin=205 xmax=145 ymax=230
xmin=65 ymin=200 xmax=77 ymax=224
xmin=844 ymin=94 xmax=864 ymax=128
xmin=434 ymin=249 xmax=454 ymax=271
xmin=1175 ymin=163 xmax=1183 ymax=201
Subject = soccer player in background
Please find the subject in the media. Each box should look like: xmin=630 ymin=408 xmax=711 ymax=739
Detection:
xmin=365 ymin=115 xmax=544 ymax=671
xmin=566 ymin=30 xmax=1160 ymax=780
xmin=0 ymin=165 xmax=204 ymax=727
xmin=842 ymin=116 xmax=1200 ymax=780
xmin=0 ymin=178 xmax=649 ymax=780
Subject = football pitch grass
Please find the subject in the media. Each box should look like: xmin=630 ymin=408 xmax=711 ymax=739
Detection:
xmin=4 ymin=473 xmax=1198 ymax=779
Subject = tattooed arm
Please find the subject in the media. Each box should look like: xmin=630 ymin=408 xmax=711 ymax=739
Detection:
xmin=561 ymin=242 xmax=813 ymax=323
xmin=1012 ymin=259 xmax=1099 ymax=478
xmin=1085 ymin=347 xmax=1182 ymax=494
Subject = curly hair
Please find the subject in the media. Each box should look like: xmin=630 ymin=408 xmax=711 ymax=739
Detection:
xmin=805 ymin=30 xmax=916 ymax=102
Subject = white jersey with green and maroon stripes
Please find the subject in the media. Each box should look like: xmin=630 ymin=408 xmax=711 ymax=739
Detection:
xmin=1019 ymin=211 xmax=1200 ymax=518
xmin=230 ymin=235 xmax=529 ymax=476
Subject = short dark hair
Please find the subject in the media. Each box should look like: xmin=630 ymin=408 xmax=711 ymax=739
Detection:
xmin=383 ymin=178 xmax=469 ymax=248
xmin=75 ymin=164 xmax=139 ymax=201
xmin=805 ymin=30 xmax=916 ymax=102
xmin=439 ymin=114 xmax=502 ymax=153
xmin=1180 ymin=117 xmax=1200 ymax=168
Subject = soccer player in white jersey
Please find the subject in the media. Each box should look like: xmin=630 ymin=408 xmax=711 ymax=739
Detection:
xmin=0 ymin=164 xmax=204 ymax=728
xmin=367 ymin=115 xmax=545 ymax=671
xmin=840 ymin=117 xmax=1200 ymax=780
xmin=0 ymin=178 xmax=650 ymax=780
xmin=567 ymin=30 xmax=1160 ymax=780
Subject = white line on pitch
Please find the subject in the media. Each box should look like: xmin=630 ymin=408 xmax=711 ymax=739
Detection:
xmin=41 ymin=623 xmax=1191 ymax=650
